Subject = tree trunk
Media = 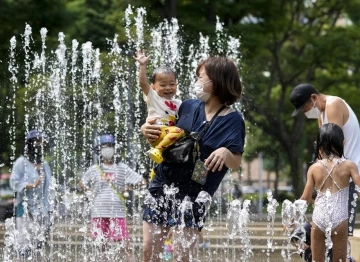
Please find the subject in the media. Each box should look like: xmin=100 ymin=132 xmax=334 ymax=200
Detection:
xmin=247 ymin=161 xmax=252 ymax=185
xmin=288 ymin=150 xmax=304 ymax=198
xmin=165 ymin=0 xmax=177 ymax=18
xmin=273 ymin=154 xmax=280 ymax=198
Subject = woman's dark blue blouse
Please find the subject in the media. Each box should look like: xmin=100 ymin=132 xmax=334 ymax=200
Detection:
xmin=151 ymin=99 xmax=245 ymax=199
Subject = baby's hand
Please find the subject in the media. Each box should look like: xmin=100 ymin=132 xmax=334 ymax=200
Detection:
xmin=134 ymin=50 xmax=150 ymax=65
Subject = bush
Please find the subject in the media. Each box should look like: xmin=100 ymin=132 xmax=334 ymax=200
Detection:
xmin=275 ymin=191 xmax=296 ymax=203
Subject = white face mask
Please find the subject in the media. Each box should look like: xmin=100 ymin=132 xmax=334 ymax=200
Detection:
xmin=304 ymin=100 xmax=322 ymax=119
xmin=193 ymin=80 xmax=212 ymax=102
xmin=101 ymin=147 xmax=115 ymax=160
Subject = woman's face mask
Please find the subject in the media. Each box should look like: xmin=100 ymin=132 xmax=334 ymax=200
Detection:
xmin=101 ymin=147 xmax=115 ymax=160
xmin=304 ymin=99 xmax=322 ymax=119
xmin=193 ymin=80 xmax=212 ymax=102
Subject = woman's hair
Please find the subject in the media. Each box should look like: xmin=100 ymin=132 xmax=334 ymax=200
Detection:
xmin=151 ymin=66 xmax=176 ymax=84
xmin=196 ymin=56 xmax=242 ymax=105
xmin=314 ymin=123 xmax=344 ymax=160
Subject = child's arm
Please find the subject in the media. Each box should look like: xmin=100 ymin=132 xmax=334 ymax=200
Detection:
xmin=166 ymin=228 xmax=174 ymax=240
xmin=134 ymin=50 xmax=151 ymax=96
xmin=79 ymin=176 xmax=90 ymax=191
xmin=300 ymin=165 xmax=315 ymax=203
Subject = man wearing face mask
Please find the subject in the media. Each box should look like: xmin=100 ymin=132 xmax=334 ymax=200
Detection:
xmin=80 ymin=134 xmax=143 ymax=261
xmin=10 ymin=130 xmax=52 ymax=257
xmin=290 ymin=83 xmax=360 ymax=237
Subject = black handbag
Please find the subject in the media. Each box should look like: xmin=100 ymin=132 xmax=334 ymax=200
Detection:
xmin=162 ymin=105 xmax=226 ymax=164
xmin=162 ymin=132 xmax=198 ymax=164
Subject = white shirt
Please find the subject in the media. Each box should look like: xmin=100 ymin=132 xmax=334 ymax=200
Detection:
xmin=144 ymin=88 xmax=182 ymax=126
xmin=322 ymin=97 xmax=360 ymax=171
xmin=81 ymin=163 xmax=142 ymax=218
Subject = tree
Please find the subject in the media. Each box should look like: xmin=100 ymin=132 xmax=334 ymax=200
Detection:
xmin=243 ymin=121 xmax=289 ymax=197
xmin=136 ymin=0 xmax=360 ymax=197
xmin=0 ymin=0 xmax=77 ymax=169
xmin=1 ymin=0 xmax=360 ymax=197
xmin=237 ymin=0 xmax=360 ymax=197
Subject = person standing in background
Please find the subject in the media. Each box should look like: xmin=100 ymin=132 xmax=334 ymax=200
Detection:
xmin=290 ymin=83 xmax=360 ymax=236
xmin=80 ymin=133 xmax=143 ymax=261
xmin=10 ymin=130 xmax=52 ymax=258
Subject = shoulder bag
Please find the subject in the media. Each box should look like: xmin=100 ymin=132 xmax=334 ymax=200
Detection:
xmin=162 ymin=105 xmax=226 ymax=164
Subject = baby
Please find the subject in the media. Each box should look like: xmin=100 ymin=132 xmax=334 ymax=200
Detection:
xmin=134 ymin=51 xmax=184 ymax=164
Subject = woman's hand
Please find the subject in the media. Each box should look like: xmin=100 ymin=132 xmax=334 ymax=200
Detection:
xmin=141 ymin=118 xmax=161 ymax=143
xmin=204 ymin=147 xmax=242 ymax=172
xmin=204 ymin=147 xmax=230 ymax=172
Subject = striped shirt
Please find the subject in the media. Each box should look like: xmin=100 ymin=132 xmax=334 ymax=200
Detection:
xmin=81 ymin=163 xmax=142 ymax=218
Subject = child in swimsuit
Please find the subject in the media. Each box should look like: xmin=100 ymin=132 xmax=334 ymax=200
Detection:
xmin=300 ymin=123 xmax=360 ymax=262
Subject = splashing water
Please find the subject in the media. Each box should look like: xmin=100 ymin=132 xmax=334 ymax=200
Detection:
xmin=349 ymin=187 xmax=359 ymax=235
xmin=0 ymin=4 xmax=307 ymax=262
xmin=226 ymin=199 xmax=253 ymax=261
xmin=266 ymin=190 xmax=279 ymax=261
xmin=281 ymin=199 xmax=308 ymax=261
xmin=324 ymin=189 xmax=333 ymax=262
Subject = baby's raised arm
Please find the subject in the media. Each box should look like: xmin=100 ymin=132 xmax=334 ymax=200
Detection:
xmin=134 ymin=50 xmax=151 ymax=96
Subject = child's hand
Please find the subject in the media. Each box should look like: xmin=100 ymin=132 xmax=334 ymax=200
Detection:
xmin=134 ymin=50 xmax=150 ymax=65
xmin=34 ymin=175 xmax=44 ymax=187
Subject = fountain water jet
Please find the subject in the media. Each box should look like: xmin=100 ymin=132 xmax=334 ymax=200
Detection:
xmin=0 ymin=5 xmax=309 ymax=262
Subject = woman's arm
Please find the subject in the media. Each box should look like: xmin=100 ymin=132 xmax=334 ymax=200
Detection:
xmin=141 ymin=118 xmax=162 ymax=142
xmin=204 ymin=147 xmax=241 ymax=172
xmin=203 ymin=112 xmax=245 ymax=172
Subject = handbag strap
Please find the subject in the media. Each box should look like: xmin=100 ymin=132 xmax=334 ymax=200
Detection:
xmin=191 ymin=104 xmax=227 ymax=160
xmin=196 ymin=104 xmax=227 ymax=141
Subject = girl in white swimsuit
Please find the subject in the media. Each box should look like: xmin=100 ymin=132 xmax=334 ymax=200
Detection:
xmin=300 ymin=123 xmax=360 ymax=262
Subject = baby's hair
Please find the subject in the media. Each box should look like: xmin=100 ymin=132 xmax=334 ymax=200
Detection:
xmin=151 ymin=66 xmax=177 ymax=83
xmin=314 ymin=123 xmax=344 ymax=160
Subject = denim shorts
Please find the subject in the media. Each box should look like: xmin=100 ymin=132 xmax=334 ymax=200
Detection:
xmin=142 ymin=194 xmax=206 ymax=231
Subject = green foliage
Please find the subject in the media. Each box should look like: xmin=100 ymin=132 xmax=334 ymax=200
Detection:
xmin=234 ymin=0 xmax=360 ymax=197
xmin=1 ymin=0 xmax=360 ymax=196
xmin=276 ymin=191 xmax=296 ymax=203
